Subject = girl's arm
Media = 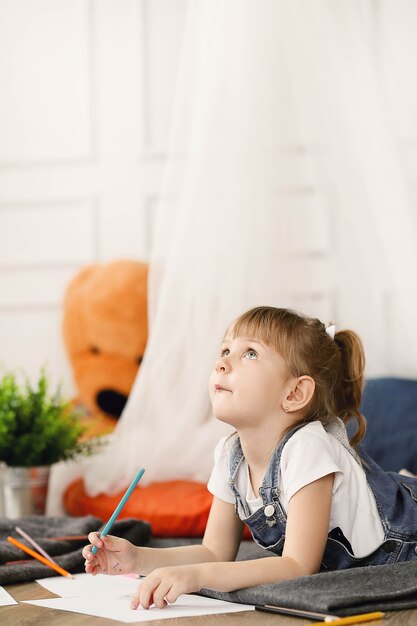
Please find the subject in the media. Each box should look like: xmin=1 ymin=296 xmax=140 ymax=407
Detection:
xmin=133 ymin=473 xmax=334 ymax=609
xmin=134 ymin=495 xmax=244 ymax=573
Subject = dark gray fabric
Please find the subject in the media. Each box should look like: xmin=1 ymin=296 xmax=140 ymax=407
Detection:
xmin=0 ymin=515 xmax=151 ymax=584
xmin=199 ymin=561 xmax=417 ymax=616
xmin=153 ymin=540 xmax=417 ymax=616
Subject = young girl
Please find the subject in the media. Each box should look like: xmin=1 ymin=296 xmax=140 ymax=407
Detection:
xmin=83 ymin=306 xmax=417 ymax=610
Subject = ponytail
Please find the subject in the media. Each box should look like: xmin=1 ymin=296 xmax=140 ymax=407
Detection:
xmin=334 ymin=330 xmax=366 ymax=447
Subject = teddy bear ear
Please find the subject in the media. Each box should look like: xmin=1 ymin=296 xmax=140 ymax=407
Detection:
xmin=62 ymin=264 xmax=97 ymax=357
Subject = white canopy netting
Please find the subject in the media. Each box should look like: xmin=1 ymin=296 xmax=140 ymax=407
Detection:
xmin=62 ymin=0 xmax=417 ymax=498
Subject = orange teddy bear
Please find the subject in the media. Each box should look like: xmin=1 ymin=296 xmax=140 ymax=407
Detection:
xmin=62 ymin=259 xmax=148 ymax=433
xmin=62 ymin=259 xmax=241 ymax=538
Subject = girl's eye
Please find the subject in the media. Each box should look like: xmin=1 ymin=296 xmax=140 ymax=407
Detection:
xmin=221 ymin=348 xmax=230 ymax=357
xmin=245 ymin=349 xmax=258 ymax=360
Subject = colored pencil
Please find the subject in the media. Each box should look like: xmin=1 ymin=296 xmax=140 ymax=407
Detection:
xmin=7 ymin=536 xmax=74 ymax=579
xmin=312 ymin=610 xmax=385 ymax=625
xmin=50 ymin=535 xmax=88 ymax=541
xmin=256 ymin=605 xmax=337 ymax=620
xmin=91 ymin=467 xmax=145 ymax=555
xmin=15 ymin=526 xmax=59 ymax=566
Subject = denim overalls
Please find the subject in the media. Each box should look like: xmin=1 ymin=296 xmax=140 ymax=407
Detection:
xmin=228 ymin=421 xmax=417 ymax=570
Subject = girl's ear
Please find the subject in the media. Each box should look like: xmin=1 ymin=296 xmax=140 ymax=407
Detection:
xmin=284 ymin=376 xmax=315 ymax=413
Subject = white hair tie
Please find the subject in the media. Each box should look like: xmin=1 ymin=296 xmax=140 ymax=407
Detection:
xmin=326 ymin=324 xmax=336 ymax=340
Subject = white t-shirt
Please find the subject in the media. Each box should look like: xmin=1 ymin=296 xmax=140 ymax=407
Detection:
xmin=207 ymin=420 xmax=384 ymax=557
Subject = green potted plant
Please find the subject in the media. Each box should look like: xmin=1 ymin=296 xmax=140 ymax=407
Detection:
xmin=0 ymin=369 xmax=98 ymax=518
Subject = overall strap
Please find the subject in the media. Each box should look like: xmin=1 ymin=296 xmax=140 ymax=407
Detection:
xmin=228 ymin=426 xmax=302 ymax=524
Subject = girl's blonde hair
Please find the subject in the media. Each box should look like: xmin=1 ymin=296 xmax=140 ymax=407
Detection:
xmin=233 ymin=306 xmax=366 ymax=447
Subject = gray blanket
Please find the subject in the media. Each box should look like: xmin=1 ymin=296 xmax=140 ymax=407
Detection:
xmin=200 ymin=558 xmax=417 ymax=616
xmin=0 ymin=515 xmax=151 ymax=584
xmin=152 ymin=537 xmax=417 ymax=616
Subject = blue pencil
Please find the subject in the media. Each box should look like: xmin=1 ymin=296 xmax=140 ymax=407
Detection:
xmin=91 ymin=468 xmax=145 ymax=555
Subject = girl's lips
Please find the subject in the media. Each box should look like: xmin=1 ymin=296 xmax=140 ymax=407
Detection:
xmin=215 ymin=384 xmax=231 ymax=392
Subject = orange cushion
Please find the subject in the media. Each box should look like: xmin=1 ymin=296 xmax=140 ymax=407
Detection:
xmin=65 ymin=479 xmax=214 ymax=537
xmin=64 ymin=479 xmax=252 ymax=539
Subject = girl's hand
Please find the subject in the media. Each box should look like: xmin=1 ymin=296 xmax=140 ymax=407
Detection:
xmin=131 ymin=564 xmax=202 ymax=610
xmin=82 ymin=532 xmax=138 ymax=576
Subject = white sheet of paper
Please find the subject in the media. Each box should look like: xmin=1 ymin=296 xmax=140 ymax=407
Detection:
xmin=24 ymin=593 xmax=252 ymax=623
xmin=36 ymin=572 xmax=140 ymax=598
xmin=0 ymin=586 xmax=18 ymax=606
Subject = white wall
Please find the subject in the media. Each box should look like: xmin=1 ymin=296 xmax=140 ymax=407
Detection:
xmin=0 ymin=0 xmax=187 ymax=393
xmin=0 ymin=0 xmax=416 ymax=392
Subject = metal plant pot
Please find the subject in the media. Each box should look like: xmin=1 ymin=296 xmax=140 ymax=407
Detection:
xmin=0 ymin=463 xmax=50 ymax=519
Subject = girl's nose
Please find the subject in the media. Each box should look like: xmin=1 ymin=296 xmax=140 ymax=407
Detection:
xmin=216 ymin=357 xmax=229 ymax=373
